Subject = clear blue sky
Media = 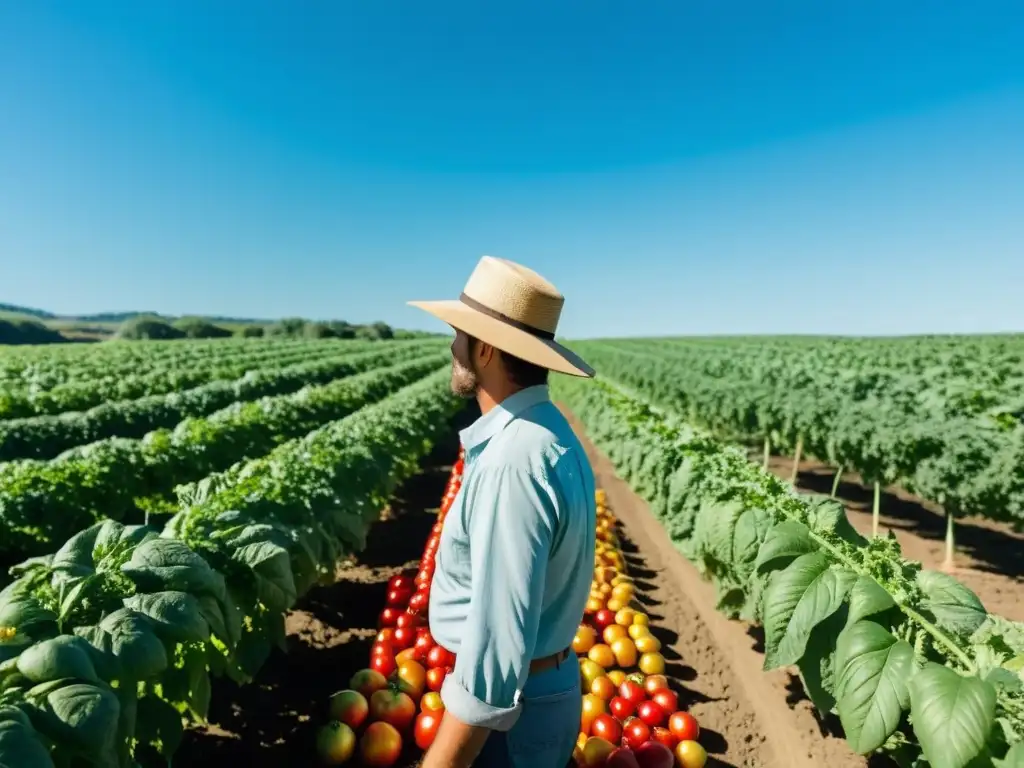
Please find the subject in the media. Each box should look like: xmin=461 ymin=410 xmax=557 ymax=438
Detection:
xmin=1 ymin=1 xmax=1022 ymax=337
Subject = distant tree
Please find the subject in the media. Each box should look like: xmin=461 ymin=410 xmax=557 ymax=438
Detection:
xmin=303 ymin=321 xmax=336 ymax=339
xmin=267 ymin=317 xmax=307 ymax=337
xmin=0 ymin=318 xmax=66 ymax=345
xmin=173 ymin=317 xmax=233 ymax=338
xmin=115 ymin=316 xmax=186 ymax=341
xmin=239 ymin=325 xmax=265 ymax=338
xmin=327 ymin=320 xmax=357 ymax=339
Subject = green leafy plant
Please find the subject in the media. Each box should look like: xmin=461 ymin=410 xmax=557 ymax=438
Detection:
xmin=552 ymin=374 xmax=1024 ymax=766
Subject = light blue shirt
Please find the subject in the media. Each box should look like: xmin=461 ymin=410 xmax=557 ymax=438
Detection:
xmin=429 ymin=384 xmax=596 ymax=731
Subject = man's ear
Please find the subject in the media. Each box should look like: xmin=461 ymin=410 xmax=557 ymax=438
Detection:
xmin=475 ymin=341 xmax=495 ymax=369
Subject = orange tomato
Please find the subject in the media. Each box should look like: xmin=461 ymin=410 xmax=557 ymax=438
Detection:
xmin=420 ymin=691 xmax=444 ymax=712
xmin=580 ymin=694 xmax=606 ymax=735
xmin=590 ymin=675 xmax=617 ymax=701
xmin=603 ymin=624 xmax=628 ymax=644
xmin=394 ymin=660 xmax=426 ymax=699
xmin=675 ymin=740 xmax=708 ymax=768
xmin=580 ymin=736 xmax=616 ymax=766
xmin=628 ymin=624 xmax=651 ymax=641
xmin=643 ymin=674 xmax=670 ymax=696
xmin=587 ymin=643 xmax=615 ymax=669
xmin=607 ymin=670 xmax=626 ymax=686
xmin=615 ymin=608 xmax=637 ymax=626
xmin=573 ymin=625 xmax=597 ymax=654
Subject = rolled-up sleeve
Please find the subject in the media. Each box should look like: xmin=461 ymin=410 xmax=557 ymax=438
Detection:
xmin=440 ymin=463 xmax=555 ymax=731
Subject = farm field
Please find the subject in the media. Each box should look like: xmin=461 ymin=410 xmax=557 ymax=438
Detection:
xmin=0 ymin=335 xmax=1022 ymax=768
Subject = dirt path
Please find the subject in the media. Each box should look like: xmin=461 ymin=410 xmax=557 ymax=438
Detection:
xmin=759 ymin=454 xmax=1024 ymax=623
xmin=562 ymin=408 xmax=869 ymax=768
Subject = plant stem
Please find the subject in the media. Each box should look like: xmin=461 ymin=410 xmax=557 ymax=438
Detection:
xmin=943 ymin=510 xmax=956 ymax=571
xmin=872 ymin=481 xmax=880 ymax=537
xmin=790 ymin=435 xmax=803 ymax=485
xmin=830 ymin=465 xmax=843 ymax=498
xmin=762 ymin=436 xmax=770 ymax=471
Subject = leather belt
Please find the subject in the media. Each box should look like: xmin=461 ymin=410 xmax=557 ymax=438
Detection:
xmin=528 ymin=647 xmax=571 ymax=675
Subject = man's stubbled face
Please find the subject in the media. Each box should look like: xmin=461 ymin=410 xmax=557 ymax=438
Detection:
xmin=450 ymin=331 xmax=478 ymax=399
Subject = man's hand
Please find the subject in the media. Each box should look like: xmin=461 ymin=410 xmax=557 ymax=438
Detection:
xmin=420 ymin=710 xmax=492 ymax=768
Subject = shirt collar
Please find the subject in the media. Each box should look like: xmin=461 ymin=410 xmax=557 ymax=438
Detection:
xmin=459 ymin=384 xmax=551 ymax=454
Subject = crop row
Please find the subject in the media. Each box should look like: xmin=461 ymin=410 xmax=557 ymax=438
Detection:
xmin=0 ymin=368 xmax=461 ymax=768
xmin=550 ymin=373 xmax=1024 ymax=768
xmin=0 ymin=342 xmax=441 ymax=461
xmin=0 ymin=353 xmax=448 ymax=565
xmin=0 ymin=337 xmax=351 ymax=392
xmin=575 ymin=341 xmax=1024 ymax=557
xmin=0 ymin=339 xmax=437 ymax=420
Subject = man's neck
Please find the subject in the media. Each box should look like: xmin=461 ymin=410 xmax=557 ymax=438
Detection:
xmin=475 ymin=383 xmax=525 ymax=416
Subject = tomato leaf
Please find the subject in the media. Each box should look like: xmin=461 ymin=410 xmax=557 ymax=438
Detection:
xmin=135 ymin=693 xmax=184 ymax=757
xmin=762 ymin=552 xmax=857 ymax=669
xmin=908 ymin=663 xmax=996 ymax=768
xmin=833 ymin=619 xmax=914 ymax=753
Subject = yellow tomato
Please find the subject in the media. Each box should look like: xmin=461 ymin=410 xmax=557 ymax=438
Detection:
xmin=579 ymin=659 xmax=605 ymax=691
xmin=577 ymin=732 xmax=588 ymax=751
xmin=585 ymin=597 xmax=605 ymax=614
xmin=610 ymin=637 xmax=638 ymax=668
xmin=635 ymin=634 xmax=662 ymax=654
xmin=632 ymin=612 xmax=649 ymax=626
xmin=602 ymin=624 xmax=628 ymax=644
xmin=628 ymin=624 xmax=651 ymax=641
xmin=611 ymin=584 xmax=635 ymax=603
xmin=639 ymin=652 xmax=666 ymax=675
xmin=607 ymin=669 xmax=626 ymax=686
xmin=580 ymin=694 xmax=606 ymax=735
xmin=675 ymin=740 xmax=708 ymax=768
xmin=606 ymin=598 xmax=626 ymax=613
xmin=573 ymin=625 xmax=597 ymax=654
xmin=615 ymin=608 xmax=636 ymax=626
xmin=588 ymin=643 xmax=615 ymax=670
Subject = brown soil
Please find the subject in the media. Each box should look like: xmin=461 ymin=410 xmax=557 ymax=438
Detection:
xmin=562 ymin=408 xmax=869 ymax=768
xmin=758 ymin=454 xmax=1024 ymax=622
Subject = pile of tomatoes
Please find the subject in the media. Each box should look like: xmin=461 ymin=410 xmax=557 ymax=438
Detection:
xmin=316 ymin=451 xmax=464 ymax=766
xmin=571 ymin=491 xmax=707 ymax=768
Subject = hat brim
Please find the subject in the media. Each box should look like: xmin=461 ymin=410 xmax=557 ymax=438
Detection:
xmin=407 ymin=299 xmax=594 ymax=378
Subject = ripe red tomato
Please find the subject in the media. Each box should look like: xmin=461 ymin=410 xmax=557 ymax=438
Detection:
xmin=426 ymin=645 xmax=454 ymax=670
xmin=413 ymin=630 xmax=434 ymax=656
xmin=426 ymin=666 xmax=449 ymax=692
xmin=375 ymin=628 xmax=396 ymax=645
xmin=359 ymin=721 xmax=403 ymax=767
xmin=348 ymin=669 xmax=389 ymax=699
xmin=328 ymin=689 xmax=369 ymax=729
xmin=414 ymin=711 xmax=443 ymax=750
xmin=632 ymin=740 xmax=675 ymax=768
xmin=369 ymin=688 xmax=417 ymax=731
xmin=636 ymin=700 xmax=666 ymax=729
xmin=590 ymin=713 xmax=622 ymax=745
xmin=651 ymin=726 xmax=678 ymax=750
xmin=408 ymin=589 xmax=430 ymax=614
xmin=392 ymin=626 xmax=415 ymax=651
xmin=379 ymin=607 xmax=400 ymax=628
xmin=619 ymin=680 xmax=646 ymax=707
xmin=371 ymin=640 xmax=393 ymax=658
xmin=668 ymin=711 xmax=699 ymax=742
xmin=609 ymin=695 xmax=636 ymax=720
xmin=606 ymin=747 xmax=641 ymax=768
xmin=395 ymin=612 xmax=423 ymax=629
xmin=651 ymin=690 xmax=677 ymax=715
xmin=387 ymin=587 xmax=413 ymax=608
xmin=370 ymin=652 xmax=396 ymax=677
xmin=594 ymin=609 xmax=617 ymax=630
xmin=388 ymin=573 xmax=414 ymax=591
xmin=622 ymin=717 xmax=651 ymax=750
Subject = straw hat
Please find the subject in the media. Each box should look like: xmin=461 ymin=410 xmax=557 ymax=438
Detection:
xmin=408 ymin=256 xmax=594 ymax=378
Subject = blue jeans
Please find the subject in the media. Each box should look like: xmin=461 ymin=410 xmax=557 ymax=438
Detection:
xmin=473 ymin=655 xmax=581 ymax=768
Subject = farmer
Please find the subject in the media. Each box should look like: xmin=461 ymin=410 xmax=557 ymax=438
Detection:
xmin=408 ymin=255 xmax=597 ymax=768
